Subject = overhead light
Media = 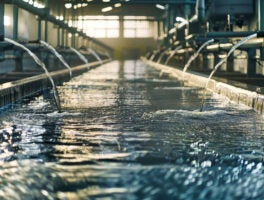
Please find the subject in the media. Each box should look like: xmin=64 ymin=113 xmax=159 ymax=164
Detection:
xmin=82 ymin=3 xmax=88 ymax=7
xmin=101 ymin=6 xmax=112 ymax=12
xmin=56 ymin=16 xmax=64 ymax=21
xmin=65 ymin=3 xmax=72 ymax=9
xmin=102 ymin=0 xmax=110 ymax=2
xmin=114 ymin=3 xmax=122 ymax=8
xmin=156 ymin=4 xmax=165 ymax=10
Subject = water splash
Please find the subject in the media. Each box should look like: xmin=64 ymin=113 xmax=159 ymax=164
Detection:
xmin=88 ymin=48 xmax=103 ymax=64
xmin=40 ymin=41 xmax=72 ymax=78
xmin=200 ymin=33 xmax=258 ymax=112
xmin=182 ymin=39 xmax=215 ymax=77
xmin=69 ymin=47 xmax=88 ymax=64
xmin=4 ymin=38 xmax=61 ymax=112
xmin=164 ymin=46 xmax=182 ymax=65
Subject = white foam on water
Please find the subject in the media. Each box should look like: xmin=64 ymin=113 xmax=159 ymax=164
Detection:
xmin=47 ymin=111 xmax=82 ymax=117
xmin=28 ymin=97 xmax=50 ymax=110
xmin=142 ymin=109 xmax=229 ymax=120
xmin=154 ymin=86 xmax=198 ymax=90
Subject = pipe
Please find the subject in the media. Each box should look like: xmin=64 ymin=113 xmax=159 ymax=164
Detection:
xmin=197 ymin=0 xmax=205 ymax=22
xmin=189 ymin=0 xmax=205 ymax=23
xmin=205 ymin=31 xmax=256 ymax=38
xmin=206 ymin=39 xmax=263 ymax=52
xmin=0 ymin=0 xmax=4 ymax=41
xmin=205 ymin=31 xmax=264 ymax=38
xmin=4 ymin=0 xmax=113 ymax=52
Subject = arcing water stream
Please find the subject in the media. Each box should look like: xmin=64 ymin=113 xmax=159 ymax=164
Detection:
xmin=88 ymin=48 xmax=103 ymax=64
xmin=182 ymin=39 xmax=215 ymax=76
xmin=40 ymin=41 xmax=72 ymax=78
xmin=200 ymin=33 xmax=258 ymax=111
xmin=4 ymin=38 xmax=61 ymax=112
xmin=69 ymin=47 xmax=88 ymax=64
xmin=164 ymin=46 xmax=182 ymax=65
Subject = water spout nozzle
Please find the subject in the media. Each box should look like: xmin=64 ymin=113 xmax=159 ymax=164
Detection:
xmin=257 ymin=31 xmax=264 ymax=37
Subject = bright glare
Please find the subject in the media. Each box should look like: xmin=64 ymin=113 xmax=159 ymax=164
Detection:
xmin=114 ymin=3 xmax=122 ymax=8
xmin=4 ymin=16 xmax=11 ymax=26
xmin=65 ymin=3 xmax=72 ymax=9
xmin=156 ymin=4 xmax=165 ymax=10
xmin=101 ymin=6 xmax=112 ymax=12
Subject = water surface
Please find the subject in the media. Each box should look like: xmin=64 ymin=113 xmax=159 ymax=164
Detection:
xmin=0 ymin=60 xmax=263 ymax=200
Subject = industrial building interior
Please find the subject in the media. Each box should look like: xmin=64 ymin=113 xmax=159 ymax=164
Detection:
xmin=1 ymin=0 xmax=264 ymax=200
xmin=0 ymin=0 xmax=264 ymax=87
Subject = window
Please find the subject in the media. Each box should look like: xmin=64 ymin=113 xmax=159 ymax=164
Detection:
xmin=124 ymin=16 xmax=154 ymax=38
xmin=76 ymin=16 xmax=119 ymax=38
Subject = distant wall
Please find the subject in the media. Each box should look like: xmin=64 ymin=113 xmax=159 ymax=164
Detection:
xmin=98 ymin=38 xmax=158 ymax=59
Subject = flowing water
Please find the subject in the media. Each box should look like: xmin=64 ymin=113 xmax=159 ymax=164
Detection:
xmin=182 ymin=39 xmax=215 ymax=76
xmin=0 ymin=60 xmax=264 ymax=199
xmin=164 ymin=46 xmax=182 ymax=65
xmin=40 ymin=41 xmax=72 ymax=78
xmin=200 ymin=33 xmax=258 ymax=111
xmin=69 ymin=47 xmax=88 ymax=64
xmin=4 ymin=38 xmax=61 ymax=112
xmin=88 ymin=48 xmax=103 ymax=64
xmin=206 ymin=33 xmax=257 ymax=88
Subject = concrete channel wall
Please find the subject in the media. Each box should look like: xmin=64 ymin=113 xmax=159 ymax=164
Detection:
xmin=142 ymin=58 xmax=264 ymax=114
xmin=0 ymin=59 xmax=110 ymax=108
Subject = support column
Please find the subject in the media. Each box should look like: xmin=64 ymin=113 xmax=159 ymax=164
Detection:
xmin=157 ymin=20 xmax=161 ymax=38
xmin=0 ymin=0 xmax=4 ymax=41
xmin=44 ymin=0 xmax=49 ymax=42
xmin=15 ymin=50 xmax=23 ymax=72
xmin=258 ymin=0 xmax=264 ymax=60
xmin=72 ymin=32 xmax=75 ymax=47
xmin=13 ymin=5 xmax=18 ymax=40
xmin=119 ymin=16 xmax=124 ymax=38
xmin=247 ymin=48 xmax=256 ymax=77
xmin=61 ymin=8 xmax=66 ymax=47
xmin=38 ymin=18 xmax=42 ymax=40
xmin=57 ymin=27 xmax=60 ymax=47
xmin=65 ymin=31 xmax=68 ymax=47
xmin=44 ymin=20 xmax=48 ymax=42
xmin=227 ymin=53 xmax=234 ymax=72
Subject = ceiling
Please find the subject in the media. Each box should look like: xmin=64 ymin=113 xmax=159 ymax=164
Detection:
xmin=49 ymin=0 xmax=196 ymax=19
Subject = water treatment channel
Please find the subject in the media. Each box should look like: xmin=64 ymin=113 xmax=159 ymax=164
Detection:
xmin=0 ymin=60 xmax=264 ymax=199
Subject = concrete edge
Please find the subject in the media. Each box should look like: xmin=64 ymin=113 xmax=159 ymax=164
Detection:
xmin=142 ymin=58 xmax=264 ymax=114
xmin=0 ymin=59 xmax=111 ymax=108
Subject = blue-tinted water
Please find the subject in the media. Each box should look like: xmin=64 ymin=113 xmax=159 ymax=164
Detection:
xmin=0 ymin=60 xmax=264 ymax=199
